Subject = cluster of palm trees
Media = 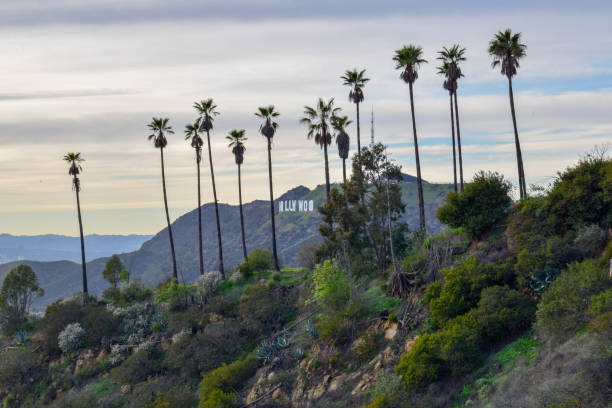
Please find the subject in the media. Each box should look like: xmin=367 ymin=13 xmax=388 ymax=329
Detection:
xmin=63 ymin=29 xmax=529 ymax=292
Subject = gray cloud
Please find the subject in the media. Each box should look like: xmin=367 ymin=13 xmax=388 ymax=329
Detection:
xmin=0 ymin=89 xmax=136 ymax=101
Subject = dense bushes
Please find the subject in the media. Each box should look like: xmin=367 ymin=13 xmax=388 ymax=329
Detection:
xmin=535 ymin=259 xmax=611 ymax=342
xmin=58 ymin=322 xmax=86 ymax=354
xmin=310 ymin=259 xmax=350 ymax=312
xmin=198 ymin=353 xmax=258 ymax=408
xmin=238 ymin=282 xmax=298 ymax=336
xmin=111 ymin=349 xmax=160 ymax=384
xmin=436 ymin=171 xmax=512 ymax=238
xmin=397 ymin=285 xmax=534 ymax=386
xmin=424 ymin=257 xmax=504 ymax=325
xmin=0 ymin=347 xmax=39 ymax=394
xmin=237 ymin=248 xmax=274 ymax=278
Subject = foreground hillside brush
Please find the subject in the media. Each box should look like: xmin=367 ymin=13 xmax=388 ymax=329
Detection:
xmin=0 ymin=152 xmax=611 ymax=407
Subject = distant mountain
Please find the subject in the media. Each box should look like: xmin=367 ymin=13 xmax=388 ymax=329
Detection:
xmin=0 ymin=178 xmax=453 ymax=310
xmin=0 ymin=234 xmax=151 ymax=264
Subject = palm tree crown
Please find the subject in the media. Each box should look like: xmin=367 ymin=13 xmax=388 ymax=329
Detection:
xmin=437 ymin=45 xmax=466 ymax=92
xmin=393 ymin=45 xmax=427 ymax=84
xmin=194 ymin=99 xmax=219 ymax=132
xmin=341 ymin=69 xmax=370 ymax=104
xmin=148 ymin=117 xmax=174 ymax=148
xmin=255 ymin=105 xmax=280 ymax=139
xmin=300 ymin=98 xmax=340 ymax=149
xmin=488 ymin=29 xmax=526 ymax=78
xmin=226 ymin=129 xmax=247 ymax=165
xmin=332 ymin=115 xmax=352 ymax=160
xmin=184 ymin=119 xmax=203 ymax=159
xmin=64 ymin=152 xmax=84 ymax=179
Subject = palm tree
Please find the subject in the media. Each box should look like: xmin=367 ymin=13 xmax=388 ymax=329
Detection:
xmin=393 ymin=45 xmax=427 ymax=230
xmin=194 ymin=99 xmax=225 ymax=276
xmin=332 ymin=115 xmax=352 ymax=184
xmin=255 ymin=106 xmax=281 ymax=271
xmin=300 ymin=98 xmax=341 ymax=199
xmin=184 ymin=119 xmax=205 ymax=276
xmin=438 ymin=45 xmax=466 ymax=192
xmin=341 ymin=69 xmax=369 ymax=162
xmin=147 ymin=118 xmax=178 ymax=280
xmin=226 ymin=129 xmax=248 ymax=261
xmin=63 ymin=152 xmax=88 ymax=295
xmin=489 ymin=29 xmax=528 ymax=199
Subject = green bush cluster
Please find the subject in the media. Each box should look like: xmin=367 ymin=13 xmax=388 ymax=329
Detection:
xmin=198 ymin=353 xmax=258 ymax=408
xmin=396 ymin=285 xmax=534 ymax=386
xmin=535 ymin=259 xmax=612 ymax=342
xmin=436 ymin=171 xmax=512 ymax=238
xmin=111 ymin=349 xmax=160 ymax=385
xmin=238 ymin=282 xmax=298 ymax=336
xmin=424 ymin=257 xmax=504 ymax=325
xmin=310 ymin=259 xmax=350 ymax=312
xmin=237 ymin=248 xmax=274 ymax=279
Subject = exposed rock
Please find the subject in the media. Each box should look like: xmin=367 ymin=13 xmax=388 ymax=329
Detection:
xmin=405 ymin=337 xmax=417 ymax=353
xmin=121 ymin=384 xmax=131 ymax=395
xmin=384 ymin=323 xmax=398 ymax=340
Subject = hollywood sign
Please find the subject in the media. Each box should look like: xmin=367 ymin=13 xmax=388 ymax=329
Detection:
xmin=278 ymin=199 xmax=315 ymax=213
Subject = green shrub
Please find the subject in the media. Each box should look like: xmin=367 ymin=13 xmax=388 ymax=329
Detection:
xmin=237 ymin=248 xmax=274 ymax=278
xmin=0 ymin=347 xmax=39 ymax=394
xmin=395 ymin=332 xmax=444 ymax=386
xmin=310 ymin=259 xmax=350 ymax=312
xmin=573 ymin=224 xmax=607 ymax=258
xmin=436 ymin=171 xmax=512 ymax=238
xmin=427 ymin=257 xmax=503 ymax=324
xmin=111 ymin=349 xmax=159 ymax=385
xmin=238 ymin=283 xmax=297 ymax=336
xmin=545 ymin=155 xmax=611 ymax=233
xmin=474 ymin=286 xmax=535 ymax=344
xmin=198 ymin=353 xmax=258 ymax=408
xmin=155 ymin=279 xmax=193 ymax=310
xmin=588 ymin=288 xmax=612 ymax=317
xmin=535 ymin=259 xmax=612 ymax=342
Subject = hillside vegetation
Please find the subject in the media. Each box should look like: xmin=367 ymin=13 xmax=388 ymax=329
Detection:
xmin=0 ymin=149 xmax=610 ymax=407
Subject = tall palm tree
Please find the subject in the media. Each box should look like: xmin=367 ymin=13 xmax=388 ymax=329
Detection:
xmin=185 ymin=119 xmax=205 ymax=276
xmin=226 ymin=129 xmax=248 ymax=261
xmin=147 ymin=118 xmax=178 ymax=280
xmin=255 ymin=106 xmax=281 ymax=271
xmin=393 ymin=45 xmax=427 ymax=230
xmin=332 ymin=115 xmax=352 ymax=184
xmin=438 ymin=45 xmax=466 ymax=192
xmin=300 ymin=98 xmax=341 ymax=199
xmin=194 ymin=99 xmax=225 ymax=276
xmin=63 ymin=152 xmax=88 ymax=295
xmin=341 ymin=69 xmax=369 ymax=162
xmin=489 ymin=29 xmax=528 ymax=199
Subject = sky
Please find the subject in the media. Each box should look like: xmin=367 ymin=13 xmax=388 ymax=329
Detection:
xmin=0 ymin=1 xmax=611 ymax=235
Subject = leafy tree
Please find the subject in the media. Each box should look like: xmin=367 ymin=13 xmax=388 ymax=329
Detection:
xmin=226 ymin=129 xmax=248 ymax=260
xmin=437 ymin=45 xmax=466 ymax=192
xmin=341 ymin=68 xmax=369 ymax=162
xmin=332 ymin=115 xmax=352 ymax=184
xmin=317 ymin=144 xmax=407 ymax=277
xmin=185 ymin=118 xmax=205 ymax=275
xmin=194 ymin=99 xmax=225 ymax=276
xmin=63 ymin=152 xmax=89 ymax=294
xmin=255 ymin=105 xmax=281 ymax=271
xmin=147 ymin=117 xmax=178 ymax=279
xmin=310 ymin=259 xmax=350 ymax=312
xmin=301 ymin=97 xmax=341 ymax=199
xmin=393 ymin=45 xmax=427 ymax=230
xmin=489 ymin=29 xmax=528 ymax=198
xmin=103 ymin=255 xmax=125 ymax=288
xmin=237 ymin=248 xmax=274 ymax=278
xmin=437 ymin=171 xmax=512 ymax=238
xmin=0 ymin=264 xmax=44 ymax=333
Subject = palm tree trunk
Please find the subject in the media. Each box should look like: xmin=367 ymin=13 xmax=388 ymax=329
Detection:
xmin=342 ymin=158 xmax=347 ymax=185
xmin=206 ymin=130 xmax=224 ymax=276
xmin=507 ymin=76 xmax=526 ymax=199
xmin=356 ymin=102 xmax=361 ymax=161
xmin=448 ymin=92 xmax=457 ymax=193
xmin=408 ymin=82 xmax=426 ymax=230
xmin=160 ymin=147 xmax=178 ymax=280
xmin=267 ymin=138 xmax=280 ymax=271
xmin=453 ymin=91 xmax=464 ymax=192
xmin=238 ymin=164 xmax=247 ymax=260
xmin=196 ymin=149 xmax=203 ymax=276
xmin=74 ymin=179 xmax=88 ymax=295
xmin=323 ymin=141 xmax=331 ymax=199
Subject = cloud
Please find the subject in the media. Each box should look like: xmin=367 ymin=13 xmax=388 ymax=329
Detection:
xmin=0 ymin=89 xmax=136 ymax=101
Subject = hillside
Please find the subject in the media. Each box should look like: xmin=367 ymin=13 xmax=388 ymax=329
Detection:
xmin=0 ymin=154 xmax=610 ymax=408
xmin=0 ymin=178 xmax=452 ymax=309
